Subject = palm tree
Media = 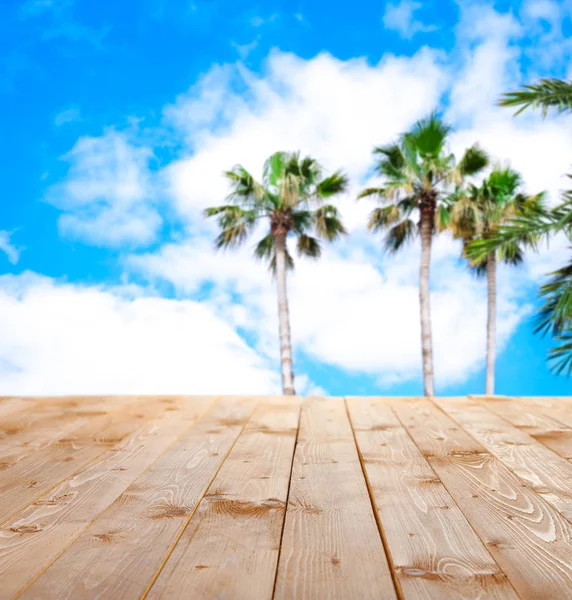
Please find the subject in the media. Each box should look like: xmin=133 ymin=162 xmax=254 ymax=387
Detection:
xmin=205 ymin=151 xmax=348 ymax=395
xmin=450 ymin=167 xmax=545 ymax=394
xmin=468 ymin=192 xmax=572 ymax=375
xmin=359 ymin=114 xmax=488 ymax=396
xmin=467 ymin=78 xmax=572 ymax=375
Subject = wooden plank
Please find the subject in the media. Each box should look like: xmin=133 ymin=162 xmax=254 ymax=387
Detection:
xmin=435 ymin=396 xmax=572 ymax=522
xmin=273 ymin=397 xmax=397 ymax=600
xmin=512 ymin=396 xmax=572 ymax=430
xmin=0 ymin=396 xmax=123 ymax=467
xmin=347 ymin=397 xmax=518 ymax=600
xmin=19 ymin=396 xmax=259 ymax=600
xmin=147 ymin=397 xmax=301 ymax=600
xmin=0 ymin=396 xmax=215 ymax=599
xmin=391 ymin=397 xmax=572 ymax=600
xmin=0 ymin=397 xmax=44 ymax=419
xmin=473 ymin=396 xmax=572 ymax=460
xmin=0 ymin=396 xmax=164 ymax=524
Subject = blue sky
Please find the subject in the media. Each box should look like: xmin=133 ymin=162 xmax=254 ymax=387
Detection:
xmin=1 ymin=0 xmax=571 ymax=396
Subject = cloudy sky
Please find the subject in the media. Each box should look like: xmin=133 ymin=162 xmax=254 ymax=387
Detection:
xmin=1 ymin=0 xmax=571 ymax=396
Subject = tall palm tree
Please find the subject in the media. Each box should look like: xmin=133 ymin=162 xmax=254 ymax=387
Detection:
xmin=468 ymin=191 xmax=572 ymax=375
xmin=450 ymin=167 xmax=545 ymax=394
xmin=359 ymin=114 xmax=488 ymax=396
xmin=467 ymin=78 xmax=572 ymax=375
xmin=205 ymin=151 xmax=348 ymax=395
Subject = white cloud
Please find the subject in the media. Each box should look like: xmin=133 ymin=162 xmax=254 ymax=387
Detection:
xmin=382 ymin=1 xmax=437 ymax=39
xmin=523 ymin=0 xmax=562 ymax=22
xmin=54 ymin=106 xmax=81 ymax=126
xmin=129 ymin=234 xmax=529 ymax=387
xmin=0 ymin=231 xmax=21 ymax=265
xmin=0 ymin=272 xmax=279 ymax=395
xmin=162 ymin=49 xmax=446 ymax=229
xmin=250 ymin=14 xmax=278 ymax=28
xmin=47 ymin=130 xmax=161 ymax=247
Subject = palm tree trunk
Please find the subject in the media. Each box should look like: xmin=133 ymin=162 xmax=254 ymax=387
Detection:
xmin=275 ymin=234 xmax=296 ymax=395
xmin=419 ymin=211 xmax=435 ymax=396
xmin=486 ymin=253 xmax=497 ymax=396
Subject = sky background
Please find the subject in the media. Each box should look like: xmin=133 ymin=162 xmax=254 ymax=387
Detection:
xmin=1 ymin=0 xmax=571 ymax=396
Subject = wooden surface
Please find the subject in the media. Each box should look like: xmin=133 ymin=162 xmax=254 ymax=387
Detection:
xmin=1 ymin=396 xmax=572 ymax=599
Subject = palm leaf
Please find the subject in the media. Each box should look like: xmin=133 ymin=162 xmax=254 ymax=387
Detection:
xmin=384 ymin=219 xmax=416 ymax=253
xmin=457 ymin=145 xmax=489 ymax=177
xmin=407 ymin=113 xmax=451 ymax=157
xmin=315 ymin=205 xmax=347 ymax=240
xmin=368 ymin=205 xmax=401 ymax=232
xmin=357 ymin=187 xmax=386 ymax=200
xmin=316 ymin=171 xmax=349 ymax=199
xmin=536 ymin=260 xmax=572 ymax=337
xmin=214 ymin=224 xmax=249 ymax=249
xmin=500 ymin=78 xmax=572 ymax=116
xmin=297 ymin=234 xmax=322 ymax=258
xmin=292 ymin=210 xmax=315 ymax=234
xmin=547 ymin=332 xmax=572 ymax=376
xmin=253 ymin=233 xmax=275 ymax=263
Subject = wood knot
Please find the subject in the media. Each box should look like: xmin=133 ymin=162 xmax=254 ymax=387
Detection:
xmin=0 ymin=461 xmax=13 ymax=471
xmin=149 ymin=505 xmax=191 ymax=520
xmin=10 ymin=524 xmax=41 ymax=534
xmin=34 ymin=498 xmax=59 ymax=506
xmin=331 ymin=556 xmax=340 ymax=566
xmin=93 ymin=532 xmax=118 ymax=543
xmin=400 ymin=568 xmax=440 ymax=580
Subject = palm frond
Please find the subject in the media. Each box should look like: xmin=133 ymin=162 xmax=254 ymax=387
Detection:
xmin=384 ymin=219 xmax=416 ymax=253
xmin=547 ymin=332 xmax=572 ymax=376
xmin=436 ymin=203 xmax=453 ymax=232
xmin=316 ymin=171 xmax=349 ymax=199
xmin=214 ymin=223 xmax=249 ymax=249
xmin=500 ymin=78 xmax=572 ymax=116
xmin=292 ymin=210 xmax=315 ymax=234
xmin=357 ymin=187 xmax=386 ymax=200
xmin=206 ymin=205 xmax=258 ymax=250
xmin=253 ymin=233 xmax=275 ymax=263
xmin=536 ymin=260 xmax=572 ymax=337
xmin=407 ymin=113 xmax=452 ymax=157
xmin=374 ymin=144 xmax=407 ymax=180
xmin=497 ymin=240 xmax=524 ymax=266
xmin=457 ymin=145 xmax=489 ymax=177
xmin=297 ymin=234 xmax=322 ymax=259
xmin=315 ymin=205 xmax=347 ymax=240
xmin=263 ymin=152 xmax=288 ymax=189
xmin=368 ymin=205 xmax=402 ymax=233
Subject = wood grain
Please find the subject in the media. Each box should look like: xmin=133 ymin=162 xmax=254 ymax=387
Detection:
xmin=0 ymin=396 xmax=214 ymax=599
xmin=0 ymin=396 xmax=120 ymax=467
xmin=392 ymin=397 xmax=572 ymax=600
xmin=435 ymin=396 xmax=572 ymax=522
xmin=510 ymin=396 xmax=572 ymax=430
xmin=273 ymin=397 xmax=397 ymax=600
xmin=347 ymin=397 xmax=518 ymax=600
xmin=19 ymin=396 xmax=258 ymax=600
xmin=0 ymin=396 xmax=164 ymax=524
xmin=474 ymin=396 xmax=572 ymax=460
xmin=0 ymin=397 xmax=44 ymax=419
xmin=147 ymin=397 xmax=301 ymax=600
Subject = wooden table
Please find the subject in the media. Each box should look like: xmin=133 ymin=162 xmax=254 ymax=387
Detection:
xmin=1 ymin=395 xmax=572 ymax=599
